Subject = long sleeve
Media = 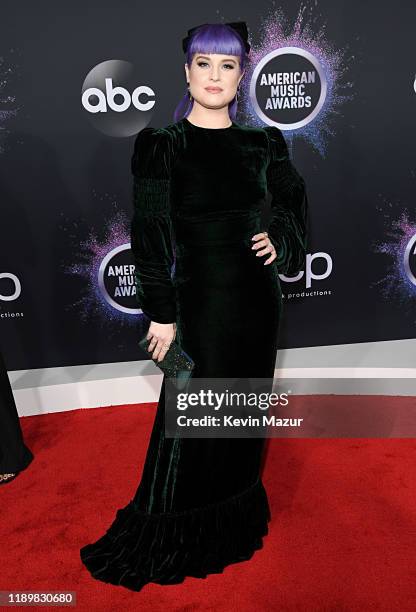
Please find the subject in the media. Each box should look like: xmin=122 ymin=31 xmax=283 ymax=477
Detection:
xmin=130 ymin=127 xmax=177 ymax=324
xmin=264 ymin=126 xmax=308 ymax=276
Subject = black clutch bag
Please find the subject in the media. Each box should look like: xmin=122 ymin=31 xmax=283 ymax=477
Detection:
xmin=138 ymin=333 xmax=195 ymax=391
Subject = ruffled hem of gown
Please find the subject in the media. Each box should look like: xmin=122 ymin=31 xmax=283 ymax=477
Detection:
xmin=80 ymin=476 xmax=271 ymax=591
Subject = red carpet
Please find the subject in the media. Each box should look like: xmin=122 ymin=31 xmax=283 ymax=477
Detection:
xmin=1 ymin=397 xmax=416 ymax=611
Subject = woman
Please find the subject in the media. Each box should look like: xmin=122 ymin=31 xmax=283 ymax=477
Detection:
xmin=0 ymin=348 xmax=34 ymax=485
xmin=80 ymin=21 xmax=308 ymax=590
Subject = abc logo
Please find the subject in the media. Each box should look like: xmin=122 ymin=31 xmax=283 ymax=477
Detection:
xmin=82 ymin=78 xmax=155 ymax=114
xmin=81 ymin=59 xmax=155 ymax=137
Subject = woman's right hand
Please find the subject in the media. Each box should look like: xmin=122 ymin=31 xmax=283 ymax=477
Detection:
xmin=145 ymin=322 xmax=176 ymax=362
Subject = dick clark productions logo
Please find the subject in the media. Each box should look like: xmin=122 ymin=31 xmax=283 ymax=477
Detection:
xmin=249 ymin=47 xmax=327 ymax=130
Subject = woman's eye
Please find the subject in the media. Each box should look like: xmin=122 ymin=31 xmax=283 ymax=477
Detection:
xmin=196 ymin=62 xmax=235 ymax=70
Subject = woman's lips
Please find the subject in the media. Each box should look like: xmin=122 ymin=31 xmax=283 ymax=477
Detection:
xmin=205 ymin=88 xmax=222 ymax=93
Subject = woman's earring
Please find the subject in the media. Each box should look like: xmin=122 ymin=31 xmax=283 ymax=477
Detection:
xmin=187 ymin=83 xmax=193 ymax=100
xmin=235 ymin=86 xmax=240 ymax=102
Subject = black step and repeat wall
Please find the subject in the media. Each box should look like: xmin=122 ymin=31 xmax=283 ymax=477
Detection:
xmin=0 ymin=1 xmax=415 ymax=370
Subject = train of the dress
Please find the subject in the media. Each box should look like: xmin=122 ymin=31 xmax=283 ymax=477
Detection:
xmin=79 ymin=476 xmax=271 ymax=591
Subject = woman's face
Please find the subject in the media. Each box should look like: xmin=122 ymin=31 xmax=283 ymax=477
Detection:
xmin=185 ymin=53 xmax=244 ymax=109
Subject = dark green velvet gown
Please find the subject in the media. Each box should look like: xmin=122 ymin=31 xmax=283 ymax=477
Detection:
xmin=80 ymin=116 xmax=308 ymax=590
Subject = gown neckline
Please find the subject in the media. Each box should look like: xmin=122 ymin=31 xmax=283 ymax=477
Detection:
xmin=183 ymin=117 xmax=235 ymax=131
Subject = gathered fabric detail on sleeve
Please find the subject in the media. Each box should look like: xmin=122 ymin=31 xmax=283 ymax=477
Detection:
xmin=264 ymin=126 xmax=309 ymax=277
xmin=130 ymin=127 xmax=177 ymax=324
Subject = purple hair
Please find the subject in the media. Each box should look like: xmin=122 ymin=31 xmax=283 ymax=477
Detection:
xmin=173 ymin=23 xmax=249 ymax=123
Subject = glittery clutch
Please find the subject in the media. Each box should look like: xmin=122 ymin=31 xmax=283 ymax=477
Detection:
xmin=138 ymin=333 xmax=195 ymax=391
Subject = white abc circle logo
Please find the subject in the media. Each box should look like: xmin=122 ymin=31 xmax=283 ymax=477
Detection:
xmin=82 ymin=78 xmax=155 ymax=114
xmin=81 ymin=60 xmax=155 ymax=137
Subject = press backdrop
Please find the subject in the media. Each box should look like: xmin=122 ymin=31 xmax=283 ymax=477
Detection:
xmin=1 ymin=1 xmax=415 ymax=369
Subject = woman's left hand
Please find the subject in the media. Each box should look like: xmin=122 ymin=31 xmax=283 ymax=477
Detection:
xmin=251 ymin=231 xmax=276 ymax=265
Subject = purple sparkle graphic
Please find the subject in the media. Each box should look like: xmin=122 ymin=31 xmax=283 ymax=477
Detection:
xmin=0 ymin=51 xmax=20 ymax=153
xmin=240 ymin=3 xmax=355 ymax=155
xmin=61 ymin=199 xmax=140 ymax=328
xmin=371 ymin=201 xmax=416 ymax=310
